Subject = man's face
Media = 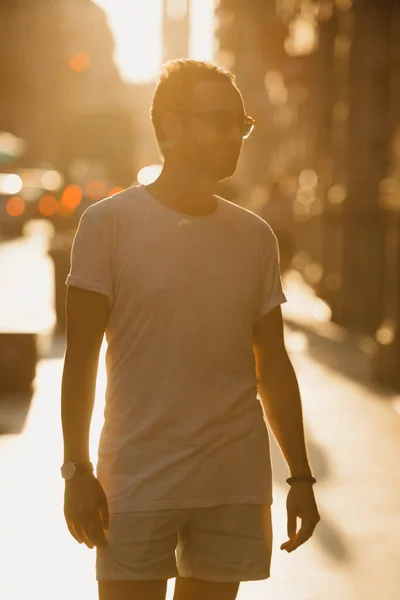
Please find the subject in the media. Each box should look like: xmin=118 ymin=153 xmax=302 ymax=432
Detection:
xmin=171 ymin=81 xmax=249 ymax=182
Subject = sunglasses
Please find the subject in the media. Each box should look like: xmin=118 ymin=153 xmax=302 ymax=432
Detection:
xmin=174 ymin=110 xmax=256 ymax=139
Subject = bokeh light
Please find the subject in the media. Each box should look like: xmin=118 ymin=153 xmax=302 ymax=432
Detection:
xmin=109 ymin=186 xmax=125 ymax=196
xmin=38 ymin=195 xmax=59 ymax=217
xmin=327 ymin=185 xmax=347 ymax=205
xmin=41 ymin=170 xmax=63 ymax=192
xmin=68 ymin=53 xmax=91 ymax=73
xmin=0 ymin=174 xmax=23 ymax=195
xmin=5 ymin=195 xmax=25 ymax=217
xmin=61 ymin=185 xmax=83 ymax=210
xmin=299 ymin=169 xmax=318 ymax=190
xmin=376 ymin=320 xmax=396 ymax=346
xmin=137 ymin=164 xmax=163 ymax=185
xmin=285 ymin=15 xmax=318 ymax=56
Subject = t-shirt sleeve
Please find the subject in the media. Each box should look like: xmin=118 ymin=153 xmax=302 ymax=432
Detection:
xmin=254 ymin=227 xmax=287 ymax=322
xmin=65 ymin=211 xmax=114 ymax=303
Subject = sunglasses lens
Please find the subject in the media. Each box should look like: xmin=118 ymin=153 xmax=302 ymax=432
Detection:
xmin=195 ymin=113 xmax=255 ymax=138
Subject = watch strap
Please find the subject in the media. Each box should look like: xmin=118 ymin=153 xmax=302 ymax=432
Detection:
xmin=74 ymin=461 xmax=94 ymax=475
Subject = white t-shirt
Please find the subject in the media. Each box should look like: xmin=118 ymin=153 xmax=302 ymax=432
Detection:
xmin=66 ymin=185 xmax=287 ymax=513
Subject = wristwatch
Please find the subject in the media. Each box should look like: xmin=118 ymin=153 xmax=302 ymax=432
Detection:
xmin=61 ymin=461 xmax=94 ymax=480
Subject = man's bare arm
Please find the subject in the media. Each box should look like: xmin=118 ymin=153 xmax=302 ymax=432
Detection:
xmin=253 ymin=306 xmax=320 ymax=553
xmin=252 ymin=306 xmax=311 ymax=477
xmin=61 ymin=286 xmax=110 ymax=550
xmin=61 ymin=286 xmax=109 ymax=463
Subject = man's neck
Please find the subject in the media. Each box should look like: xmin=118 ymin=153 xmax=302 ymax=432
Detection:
xmin=145 ymin=165 xmax=218 ymax=217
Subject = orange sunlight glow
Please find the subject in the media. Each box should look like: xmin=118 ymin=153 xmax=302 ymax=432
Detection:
xmin=109 ymin=185 xmax=125 ymax=196
xmin=93 ymin=0 xmax=215 ymax=83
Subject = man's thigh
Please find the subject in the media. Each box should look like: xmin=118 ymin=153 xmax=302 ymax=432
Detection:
xmin=176 ymin=504 xmax=273 ymax=583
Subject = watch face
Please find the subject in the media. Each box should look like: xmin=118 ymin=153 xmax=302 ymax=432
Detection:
xmin=61 ymin=462 xmax=77 ymax=480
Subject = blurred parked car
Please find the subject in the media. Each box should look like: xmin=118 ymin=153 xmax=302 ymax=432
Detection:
xmin=0 ymin=167 xmax=125 ymax=236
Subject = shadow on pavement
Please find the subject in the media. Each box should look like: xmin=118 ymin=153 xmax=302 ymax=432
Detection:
xmin=312 ymin=514 xmax=351 ymax=563
xmin=269 ymin=426 xmax=353 ymax=564
xmin=285 ymin=320 xmax=394 ymax=400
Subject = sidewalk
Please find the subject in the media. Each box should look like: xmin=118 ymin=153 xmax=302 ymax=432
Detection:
xmin=282 ymin=270 xmax=377 ymax=382
xmin=282 ymin=269 xmax=400 ymax=413
xmin=1 ymin=267 xmax=400 ymax=600
xmin=249 ymin=271 xmax=400 ymax=600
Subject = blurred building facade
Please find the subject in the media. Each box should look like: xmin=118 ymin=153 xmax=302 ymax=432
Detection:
xmin=215 ymin=0 xmax=400 ymax=388
xmin=163 ymin=0 xmax=191 ymax=62
xmin=215 ymin=0 xmax=316 ymax=271
xmin=0 ymin=0 xmax=136 ymax=186
xmin=125 ymin=0 xmax=193 ymax=176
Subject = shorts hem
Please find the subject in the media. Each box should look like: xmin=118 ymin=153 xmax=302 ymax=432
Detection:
xmin=96 ymin=571 xmax=178 ymax=582
xmin=177 ymin=570 xmax=271 ymax=583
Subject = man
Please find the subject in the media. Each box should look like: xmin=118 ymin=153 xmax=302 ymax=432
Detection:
xmin=61 ymin=60 xmax=320 ymax=600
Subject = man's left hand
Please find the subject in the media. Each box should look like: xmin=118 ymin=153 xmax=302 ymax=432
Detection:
xmin=280 ymin=483 xmax=320 ymax=553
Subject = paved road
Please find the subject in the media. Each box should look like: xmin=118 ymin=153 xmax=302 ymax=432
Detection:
xmin=1 ymin=226 xmax=400 ymax=600
xmin=0 ymin=221 xmax=55 ymax=334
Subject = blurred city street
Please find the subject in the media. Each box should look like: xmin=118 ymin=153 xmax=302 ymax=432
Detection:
xmin=2 ymin=0 xmax=400 ymax=599
xmin=1 ymin=225 xmax=400 ymax=600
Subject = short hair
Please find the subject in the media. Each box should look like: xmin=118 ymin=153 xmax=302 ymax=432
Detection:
xmin=150 ymin=59 xmax=236 ymax=153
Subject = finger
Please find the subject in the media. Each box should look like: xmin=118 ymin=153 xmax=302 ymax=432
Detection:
xmin=287 ymin=509 xmax=298 ymax=539
xmin=80 ymin=527 xmax=95 ymax=549
xmin=282 ymin=519 xmax=316 ymax=552
xmin=70 ymin=519 xmax=94 ymax=549
xmin=81 ymin=510 xmax=108 ymax=548
xmin=66 ymin=518 xmax=83 ymax=544
xmin=65 ymin=505 xmax=93 ymax=547
xmin=90 ymin=515 xmax=108 ymax=548
xmin=75 ymin=515 xmax=95 ymax=549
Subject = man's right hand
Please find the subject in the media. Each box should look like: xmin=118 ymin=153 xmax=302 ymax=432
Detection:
xmin=64 ymin=473 xmax=109 ymax=549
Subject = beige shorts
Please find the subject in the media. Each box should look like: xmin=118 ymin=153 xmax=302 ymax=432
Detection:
xmin=96 ymin=504 xmax=273 ymax=583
